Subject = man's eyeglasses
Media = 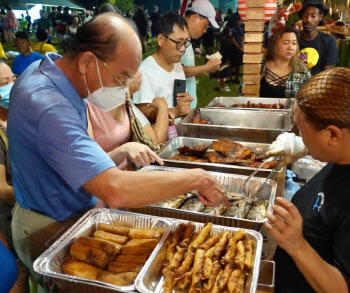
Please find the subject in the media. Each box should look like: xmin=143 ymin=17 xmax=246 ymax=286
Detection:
xmin=162 ymin=35 xmax=191 ymax=50
xmin=97 ymin=58 xmax=133 ymax=87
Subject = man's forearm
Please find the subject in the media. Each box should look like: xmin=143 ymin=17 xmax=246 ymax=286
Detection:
xmin=183 ymin=65 xmax=209 ymax=78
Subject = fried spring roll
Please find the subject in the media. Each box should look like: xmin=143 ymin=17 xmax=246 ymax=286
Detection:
xmin=163 ymin=270 xmax=175 ymax=293
xmin=98 ymin=271 xmax=138 ymax=286
xmin=174 ymin=250 xmax=195 ymax=279
xmin=201 ymin=257 xmax=213 ymax=280
xmin=189 ymin=222 xmax=213 ymax=250
xmin=121 ymin=238 xmax=159 ymax=255
xmin=199 ymin=235 xmax=220 ymax=250
xmin=108 ymin=261 xmax=143 ymax=273
xmin=234 ymin=241 xmax=245 ymax=271
xmin=115 ymin=254 xmax=149 ymax=264
xmin=169 ymin=246 xmax=186 ymax=271
xmin=222 ymin=230 xmax=246 ymax=265
xmin=177 ymin=270 xmax=193 ymax=290
xmin=166 ymin=224 xmax=186 ymax=265
xmin=244 ymin=238 xmax=253 ymax=269
xmin=227 ymin=269 xmax=241 ymax=293
xmin=212 ymin=231 xmax=230 ymax=261
xmin=178 ymin=222 xmax=195 ymax=248
xmin=62 ymin=258 xmax=101 ymax=280
xmin=191 ymin=249 xmax=206 ymax=289
xmin=93 ymin=230 xmax=128 ymax=245
xmin=211 ymin=270 xmax=224 ymax=293
xmin=70 ymin=242 xmax=108 ymax=269
xmin=203 ymin=260 xmax=221 ymax=290
xmin=97 ymin=223 xmax=130 ymax=236
xmin=204 ymin=246 xmax=215 ymax=258
xmin=218 ymin=261 xmax=235 ymax=289
xmin=128 ymin=228 xmax=163 ymax=240
xmin=76 ymin=236 xmax=118 ymax=261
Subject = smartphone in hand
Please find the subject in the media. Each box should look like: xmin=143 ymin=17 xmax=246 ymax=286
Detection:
xmin=173 ymin=79 xmax=186 ymax=107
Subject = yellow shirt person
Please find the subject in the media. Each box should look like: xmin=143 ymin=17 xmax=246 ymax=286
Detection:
xmin=32 ymin=41 xmax=57 ymax=56
xmin=0 ymin=43 xmax=6 ymax=59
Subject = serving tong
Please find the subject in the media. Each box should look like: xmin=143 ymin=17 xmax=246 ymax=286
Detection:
xmin=244 ymin=156 xmax=282 ymax=200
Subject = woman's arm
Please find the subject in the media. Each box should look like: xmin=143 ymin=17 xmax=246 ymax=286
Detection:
xmin=0 ymin=165 xmax=15 ymax=205
xmin=266 ymin=197 xmax=348 ymax=293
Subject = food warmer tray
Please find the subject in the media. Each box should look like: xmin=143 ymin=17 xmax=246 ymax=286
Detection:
xmin=206 ymin=96 xmax=293 ymax=112
xmin=292 ymin=155 xmax=327 ymax=181
xmin=178 ymin=108 xmax=291 ymax=143
xmin=127 ymin=166 xmax=277 ymax=231
xmin=135 ymin=220 xmax=263 ymax=293
xmin=157 ymin=136 xmax=282 ymax=176
xmin=34 ymin=209 xmax=175 ymax=293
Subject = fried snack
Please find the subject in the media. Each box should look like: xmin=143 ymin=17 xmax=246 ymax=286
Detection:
xmin=76 ymin=236 xmax=119 ymax=261
xmin=174 ymin=250 xmax=195 ymax=279
xmin=189 ymin=222 xmax=212 ymax=250
xmin=178 ymin=222 xmax=195 ymax=248
xmin=98 ymin=271 xmax=138 ymax=286
xmin=244 ymin=238 xmax=253 ymax=269
xmin=203 ymin=260 xmax=221 ymax=291
xmin=165 ymin=225 xmax=185 ymax=266
xmin=212 ymin=231 xmax=230 ymax=261
xmin=163 ymin=270 xmax=175 ymax=293
xmin=70 ymin=242 xmax=108 ymax=269
xmin=204 ymin=246 xmax=215 ymax=258
xmin=108 ymin=261 xmax=143 ymax=273
xmin=210 ymin=270 xmax=224 ymax=293
xmin=115 ymin=254 xmax=149 ymax=264
xmin=93 ymin=230 xmax=128 ymax=245
xmin=177 ymin=270 xmax=193 ymax=290
xmin=97 ymin=223 xmax=130 ymax=236
xmin=128 ymin=228 xmax=162 ymax=240
xmin=222 ymin=230 xmax=246 ymax=264
xmin=218 ymin=261 xmax=235 ymax=289
xmin=169 ymin=246 xmax=186 ymax=271
xmin=191 ymin=248 xmax=206 ymax=290
xmin=201 ymin=257 xmax=213 ymax=280
xmin=199 ymin=235 xmax=220 ymax=250
xmin=62 ymin=258 xmax=101 ymax=280
xmin=227 ymin=269 xmax=242 ymax=293
xmin=120 ymin=239 xmax=158 ymax=255
xmin=234 ymin=240 xmax=245 ymax=271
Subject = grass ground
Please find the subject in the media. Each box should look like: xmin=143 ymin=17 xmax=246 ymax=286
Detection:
xmin=3 ymin=35 xmax=241 ymax=106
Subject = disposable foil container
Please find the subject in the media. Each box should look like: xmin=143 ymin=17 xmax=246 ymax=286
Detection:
xmin=135 ymin=221 xmax=263 ymax=293
xmin=34 ymin=209 xmax=175 ymax=293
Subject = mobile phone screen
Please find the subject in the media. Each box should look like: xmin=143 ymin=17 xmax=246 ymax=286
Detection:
xmin=173 ymin=79 xmax=186 ymax=107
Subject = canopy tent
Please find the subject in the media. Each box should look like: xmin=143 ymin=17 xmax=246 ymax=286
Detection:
xmin=0 ymin=0 xmax=84 ymax=11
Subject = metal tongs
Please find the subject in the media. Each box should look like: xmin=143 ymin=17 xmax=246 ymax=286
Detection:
xmin=244 ymin=156 xmax=282 ymax=200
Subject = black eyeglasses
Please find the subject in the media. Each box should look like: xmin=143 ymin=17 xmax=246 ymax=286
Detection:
xmin=162 ymin=34 xmax=191 ymax=50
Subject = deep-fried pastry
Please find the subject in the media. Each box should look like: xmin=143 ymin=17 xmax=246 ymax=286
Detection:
xmin=222 ymin=230 xmax=246 ymax=264
xmin=189 ymin=222 xmax=212 ymax=250
xmin=108 ymin=261 xmax=143 ymax=273
xmin=62 ymin=258 xmax=101 ymax=280
xmin=98 ymin=271 xmax=138 ymax=286
xmin=234 ymin=240 xmax=245 ymax=271
xmin=76 ymin=236 xmax=119 ymax=261
xmin=115 ymin=254 xmax=149 ymax=264
xmin=244 ymin=238 xmax=253 ymax=269
xmin=70 ymin=242 xmax=108 ymax=269
xmin=212 ymin=231 xmax=230 ymax=261
xmin=128 ymin=228 xmax=162 ymax=240
xmin=93 ymin=230 xmax=128 ymax=245
xmin=97 ymin=223 xmax=130 ymax=236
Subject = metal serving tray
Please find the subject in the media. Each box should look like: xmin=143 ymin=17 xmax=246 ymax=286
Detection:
xmin=178 ymin=108 xmax=291 ymax=143
xmin=206 ymin=96 xmax=293 ymax=112
xmin=128 ymin=166 xmax=277 ymax=231
xmin=33 ymin=209 xmax=175 ymax=293
xmin=158 ymin=136 xmax=281 ymax=176
xmin=135 ymin=221 xmax=263 ymax=293
xmin=292 ymin=155 xmax=327 ymax=181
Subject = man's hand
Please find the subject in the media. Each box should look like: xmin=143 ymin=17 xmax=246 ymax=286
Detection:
xmin=119 ymin=142 xmax=164 ymax=167
xmin=176 ymin=93 xmax=194 ymax=117
xmin=205 ymin=58 xmax=221 ymax=73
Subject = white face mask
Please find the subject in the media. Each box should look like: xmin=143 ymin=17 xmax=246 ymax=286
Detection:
xmin=84 ymin=58 xmax=126 ymax=112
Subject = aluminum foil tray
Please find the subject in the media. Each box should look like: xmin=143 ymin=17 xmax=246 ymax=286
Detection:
xmin=34 ymin=209 xmax=175 ymax=293
xmin=178 ymin=108 xmax=291 ymax=143
xmin=292 ymin=155 xmax=327 ymax=181
xmin=135 ymin=221 xmax=263 ymax=293
xmin=206 ymin=96 xmax=292 ymax=112
xmin=128 ymin=166 xmax=277 ymax=231
xmin=157 ymin=136 xmax=281 ymax=176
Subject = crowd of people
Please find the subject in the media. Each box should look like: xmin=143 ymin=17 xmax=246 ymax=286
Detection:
xmin=0 ymin=0 xmax=349 ymax=293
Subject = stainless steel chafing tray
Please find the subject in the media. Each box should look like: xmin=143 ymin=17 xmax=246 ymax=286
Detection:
xmin=128 ymin=166 xmax=277 ymax=231
xmin=178 ymin=108 xmax=291 ymax=143
xmin=157 ymin=136 xmax=282 ymax=176
xmin=206 ymin=96 xmax=293 ymax=112
xmin=33 ymin=209 xmax=175 ymax=293
xmin=135 ymin=221 xmax=263 ymax=293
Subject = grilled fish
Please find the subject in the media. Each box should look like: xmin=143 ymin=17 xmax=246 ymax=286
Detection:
xmin=154 ymin=195 xmax=188 ymax=209
xmin=181 ymin=197 xmax=205 ymax=212
xmin=224 ymin=199 xmax=251 ymax=219
xmin=246 ymin=199 xmax=269 ymax=221
xmin=202 ymin=204 xmax=226 ymax=215
xmin=226 ymin=191 xmax=246 ymax=201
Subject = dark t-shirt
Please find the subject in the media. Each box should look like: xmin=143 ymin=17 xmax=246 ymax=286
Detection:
xmin=37 ymin=17 xmax=52 ymax=30
xmin=275 ymin=163 xmax=350 ymax=293
xmin=299 ymin=31 xmax=338 ymax=76
xmin=150 ymin=11 xmax=160 ymax=32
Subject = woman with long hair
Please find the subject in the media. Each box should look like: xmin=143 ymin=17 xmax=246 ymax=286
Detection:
xmin=260 ymin=26 xmax=310 ymax=98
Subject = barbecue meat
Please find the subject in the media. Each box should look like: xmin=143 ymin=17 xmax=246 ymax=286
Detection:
xmin=169 ymin=154 xmax=208 ymax=163
xmin=210 ymin=139 xmax=255 ymax=161
xmin=238 ymin=160 xmax=278 ymax=169
xmin=204 ymin=152 xmax=252 ymax=165
xmin=177 ymin=145 xmax=209 ymax=157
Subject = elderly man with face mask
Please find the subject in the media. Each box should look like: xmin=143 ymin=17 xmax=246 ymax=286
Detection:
xmin=8 ymin=13 xmax=228 ymax=291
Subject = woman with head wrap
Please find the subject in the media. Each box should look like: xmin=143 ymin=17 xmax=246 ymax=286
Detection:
xmin=265 ymin=67 xmax=350 ymax=293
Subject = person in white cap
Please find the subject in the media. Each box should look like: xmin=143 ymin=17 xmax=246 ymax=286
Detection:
xmin=182 ymin=0 xmax=222 ymax=109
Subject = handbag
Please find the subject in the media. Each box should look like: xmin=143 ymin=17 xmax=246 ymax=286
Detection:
xmin=125 ymin=98 xmax=160 ymax=152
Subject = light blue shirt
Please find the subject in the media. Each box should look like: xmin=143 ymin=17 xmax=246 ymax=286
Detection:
xmin=181 ymin=43 xmax=197 ymax=109
xmin=8 ymin=53 xmax=116 ymax=221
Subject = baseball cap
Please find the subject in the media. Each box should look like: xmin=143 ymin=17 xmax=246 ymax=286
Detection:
xmin=186 ymin=0 xmax=219 ymax=28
